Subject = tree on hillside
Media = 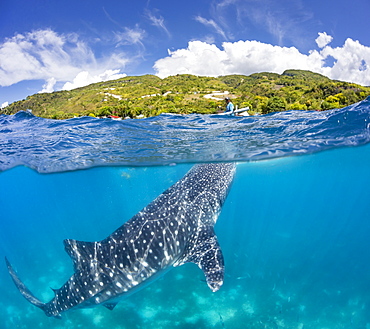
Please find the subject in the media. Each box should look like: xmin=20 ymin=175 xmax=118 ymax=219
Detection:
xmin=264 ymin=96 xmax=286 ymax=114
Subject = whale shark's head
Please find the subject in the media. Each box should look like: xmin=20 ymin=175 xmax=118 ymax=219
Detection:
xmin=183 ymin=163 xmax=235 ymax=226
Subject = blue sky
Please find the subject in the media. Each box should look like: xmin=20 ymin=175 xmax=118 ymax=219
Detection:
xmin=1 ymin=0 xmax=370 ymax=107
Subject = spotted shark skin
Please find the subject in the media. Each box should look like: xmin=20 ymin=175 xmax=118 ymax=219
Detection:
xmin=5 ymin=163 xmax=236 ymax=318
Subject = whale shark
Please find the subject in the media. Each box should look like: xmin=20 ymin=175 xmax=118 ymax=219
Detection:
xmin=6 ymin=163 xmax=236 ymax=318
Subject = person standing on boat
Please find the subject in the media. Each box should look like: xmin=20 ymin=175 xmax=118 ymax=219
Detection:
xmin=224 ymin=97 xmax=235 ymax=115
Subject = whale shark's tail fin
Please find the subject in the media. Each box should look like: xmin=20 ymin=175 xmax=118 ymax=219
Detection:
xmin=5 ymin=257 xmax=54 ymax=317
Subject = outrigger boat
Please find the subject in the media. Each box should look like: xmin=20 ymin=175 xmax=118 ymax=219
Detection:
xmin=218 ymin=106 xmax=250 ymax=116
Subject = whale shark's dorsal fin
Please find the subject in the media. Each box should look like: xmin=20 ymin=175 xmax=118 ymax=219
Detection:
xmin=63 ymin=239 xmax=97 ymax=271
xmin=174 ymin=226 xmax=224 ymax=292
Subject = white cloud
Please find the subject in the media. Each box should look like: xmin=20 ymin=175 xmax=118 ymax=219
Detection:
xmin=195 ymin=16 xmax=228 ymax=40
xmin=145 ymin=9 xmax=171 ymax=38
xmin=155 ymin=41 xmax=228 ymax=77
xmin=1 ymin=101 xmax=8 ymax=109
xmin=154 ymin=40 xmax=324 ymax=78
xmin=115 ymin=26 xmax=146 ymax=47
xmin=154 ymin=34 xmax=370 ymax=86
xmin=0 ymin=29 xmax=129 ymax=90
xmin=316 ymin=32 xmax=333 ymax=48
xmin=0 ymin=30 xmax=90 ymax=86
xmin=320 ymin=38 xmax=370 ymax=85
xmin=39 ymin=77 xmax=56 ymax=93
xmin=62 ymin=69 xmax=126 ymax=91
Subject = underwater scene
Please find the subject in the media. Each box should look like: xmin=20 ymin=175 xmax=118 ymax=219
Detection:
xmin=1 ymin=97 xmax=370 ymax=329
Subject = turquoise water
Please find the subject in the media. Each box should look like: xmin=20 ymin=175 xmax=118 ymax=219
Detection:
xmin=1 ymin=99 xmax=370 ymax=328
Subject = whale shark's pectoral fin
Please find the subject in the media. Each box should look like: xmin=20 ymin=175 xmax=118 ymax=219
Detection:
xmin=63 ymin=239 xmax=98 ymax=271
xmin=175 ymin=226 xmax=224 ymax=292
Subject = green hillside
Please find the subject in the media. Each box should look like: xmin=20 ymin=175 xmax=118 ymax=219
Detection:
xmin=3 ymin=70 xmax=370 ymax=119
